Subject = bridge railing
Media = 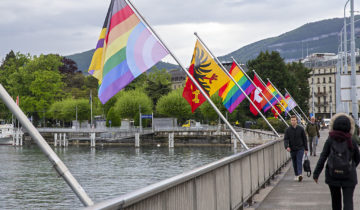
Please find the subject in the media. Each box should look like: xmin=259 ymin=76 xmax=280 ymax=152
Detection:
xmin=34 ymin=127 xmax=153 ymax=133
xmin=85 ymin=138 xmax=289 ymax=210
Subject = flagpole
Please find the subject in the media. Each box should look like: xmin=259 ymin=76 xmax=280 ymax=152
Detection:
xmin=252 ymin=70 xmax=293 ymax=119
xmin=266 ymin=79 xmax=304 ymax=122
xmin=253 ymin=71 xmax=303 ymax=127
xmin=282 ymin=89 xmax=306 ymax=121
xmin=125 ymin=0 xmax=250 ymax=149
xmin=284 ymin=88 xmax=310 ymax=122
xmin=76 ymin=105 xmax=78 ymax=121
xmin=266 ymin=78 xmax=305 ymax=125
xmin=90 ymin=90 xmax=93 ymax=128
xmin=194 ymin=33 xmax=279 ymax=137
xmin=264 ymin=78 xmax=302 ymax=121
xmin=232 ymin=58 xmax=289 ymax=127
xmin=0 ymin=84 xmax=94 ymax=206
xmin=263 ymin=77 xmax=296 ymax=116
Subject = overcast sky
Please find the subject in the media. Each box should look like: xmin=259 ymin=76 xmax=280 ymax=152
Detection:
xmin=0 ymin=0 xmax=355 ymax=65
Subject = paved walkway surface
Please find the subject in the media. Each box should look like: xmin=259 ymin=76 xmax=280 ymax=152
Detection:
xmin=256 ymin=129 xmax=360 ymax=210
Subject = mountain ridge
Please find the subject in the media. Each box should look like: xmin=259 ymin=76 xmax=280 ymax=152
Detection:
xmin=66 ymin=16 xmax=360 ymax=72
xmin=221 ymin=16 xmax=360 ymax=63
xmin=65 ymin=49 xmax=179 ymax=74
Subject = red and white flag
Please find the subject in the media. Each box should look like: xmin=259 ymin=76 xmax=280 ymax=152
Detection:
xmin=249 ymin=75 xmax=265 ymax=116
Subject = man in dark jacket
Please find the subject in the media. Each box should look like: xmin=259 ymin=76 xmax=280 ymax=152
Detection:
xmin=284 ymin=115 xmax=308 ymax=182
xmin=306 ymin=116 xmax=320 ymax=156
xmin=313 ymin=113 xmax=360 ymax=210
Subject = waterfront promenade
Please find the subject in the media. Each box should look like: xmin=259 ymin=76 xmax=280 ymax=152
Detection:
xmin=253 ymin=129 xmax=360 ymax=210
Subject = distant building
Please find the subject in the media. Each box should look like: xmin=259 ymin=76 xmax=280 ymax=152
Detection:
xmin=169 ymin=69 xmax=186 ymax=90
xmin=303 ymin=52 xmax=360 ymax=119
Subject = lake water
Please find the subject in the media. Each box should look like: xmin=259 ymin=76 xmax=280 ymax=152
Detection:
xmin=0 ymin=145 xmax=238 ymax=209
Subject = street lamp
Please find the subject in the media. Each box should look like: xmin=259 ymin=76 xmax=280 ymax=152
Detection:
xmin=344 ymin=0 xmax=350 ymax=74
xmin=349 ymin=0 xmax=358 ymax=124
xmin=312 ymin=69 xmax=315 ymax=116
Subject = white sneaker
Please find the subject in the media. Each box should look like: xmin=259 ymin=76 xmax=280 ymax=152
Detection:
xmin=294 ymin=176 xmax=299 ymax=181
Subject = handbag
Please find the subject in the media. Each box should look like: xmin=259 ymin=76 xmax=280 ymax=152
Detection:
xmin=303 ymin=155 xmax=311 ymax=177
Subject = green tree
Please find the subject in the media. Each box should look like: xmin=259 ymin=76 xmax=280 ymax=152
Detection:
xmin=156 ymin=89 xmax=192 ymax=123
xmin=0 ymin=51 xmax=31 ymax=89
xmin=102 ymin=92 xmax=119 ymax=120
xmin=29 ymin=70 xmax=64 ymax=111
xmin=113 ymin=89 xmax=153 ymax=125
xmin=59 ymin=56 xmax=98 ymax=99
xmin=47 ymin=101 xmax=65 ymax=123
xmin=145 ymin=68 xmax=171 ymax=105
xmin=199 ymin=94 xmax=226 ymax=124
xmin=254 ymin=117 xmax=288 ymax=133
xmin=48 ymin=98 xmax=95 ymax=125
xmin=286 ymin=62 xmax=311 ymax=115
xmin=124 ymin=74 xmax=147 ymax=91
xmin=106 ymin=107 xmax=121 ymax=127
xmin=227 ymin=100 xmax=256 ymax=127
xmin=0 ymin=51 xmax=31 ymax=120
xmin=6 ymin=54 xmax=65 ymax=124
xmin=247 ymin=51 xmax=293 ymax=96
xmin=246 ymin=51 xmax=300 ymax=119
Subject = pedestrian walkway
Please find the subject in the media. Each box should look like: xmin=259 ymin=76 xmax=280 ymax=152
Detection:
xmin=256 ymin=129 xmax=360 ymax=210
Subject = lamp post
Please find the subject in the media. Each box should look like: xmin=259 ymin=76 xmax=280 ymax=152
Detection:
xmin=336 ymin=44 xmax=342 ymax=113
xmin=312 ymin=69 xmax=315 ymax=116
xmin=350 ymin=0 xmax=358 ymax=124
xmin=344 ymin=0 xmax=350 ymax=74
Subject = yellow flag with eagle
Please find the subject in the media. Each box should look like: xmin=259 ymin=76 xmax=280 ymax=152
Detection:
xmin=182 ymin=40 xmax=230 ymax=112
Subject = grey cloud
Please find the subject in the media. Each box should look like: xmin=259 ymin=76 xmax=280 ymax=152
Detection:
xmin=0 ymin=0 xmax=348 ymax=60
xmin=133 ymin=0 xmax=341 ymax=26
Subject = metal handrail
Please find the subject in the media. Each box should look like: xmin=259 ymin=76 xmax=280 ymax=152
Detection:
xmin=85 ymin=138 xmax=284 ymax=209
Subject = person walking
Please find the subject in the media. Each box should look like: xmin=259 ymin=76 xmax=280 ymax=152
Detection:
xmin=284 ymin=115 xmax=308 ymax=182
xmin=306 ymin=116 xmax=320 ymax=156
xmin=313 ymin=113 xmax=360 ymax=210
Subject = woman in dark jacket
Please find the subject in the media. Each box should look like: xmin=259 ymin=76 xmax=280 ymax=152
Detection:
xmin=313 ymin=113 xmax=360 ymax=210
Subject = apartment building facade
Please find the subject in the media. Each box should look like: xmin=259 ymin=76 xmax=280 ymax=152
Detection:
xmin=303 ymin=53 xmax=360 ymax=119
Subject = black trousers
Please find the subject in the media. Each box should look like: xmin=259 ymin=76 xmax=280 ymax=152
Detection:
xmin=328 ymin=185 xmax=355 ymax=210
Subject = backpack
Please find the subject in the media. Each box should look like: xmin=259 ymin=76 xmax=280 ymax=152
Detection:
xmin=303 ymin=155 xmax=311 ymax=177
xmin=327 ymin=139 xmax=354 ymax=179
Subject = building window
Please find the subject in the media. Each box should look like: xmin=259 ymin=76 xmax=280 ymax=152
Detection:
xmin=318 ymin=78 xmax=320 ymax=83
xmin=323 ymin=87 xmax=326 ymax=93
xmin=323 ymin=96 xmax=326 ymax=103
xmin=330 ymin=95 xmax=332 ymax=102
xmin=318 ymin=97 xmax=320 ymax=103
xmin=318 ymin=107 xmax=321 ymax=112
xmin=329 ymin=86 xmax=332 ymax=93
xmin=318 ymin=87 xmax=320 ymax=93
xmin=324 ymin=106 xmax=327 ymax=113
xmin=323 ymin=78 xmax=326 ymax=83
xmin=329 ymin=77 xmax=332 ymax=83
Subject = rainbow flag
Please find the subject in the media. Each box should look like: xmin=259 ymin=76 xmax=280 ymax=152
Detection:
xmin=219 ymin=62 xmax=255 ymax=113
xmin=89 ymin=0 xmax=169 ymax=104
xmin=285 ymin=93 xmax=296 ymax=111
xmin=262 ymin=82 xmax=281 ymax=112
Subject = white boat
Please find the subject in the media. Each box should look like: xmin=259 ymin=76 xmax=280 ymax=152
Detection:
xmin=0 ymin=124 xmax=14 ymax=145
